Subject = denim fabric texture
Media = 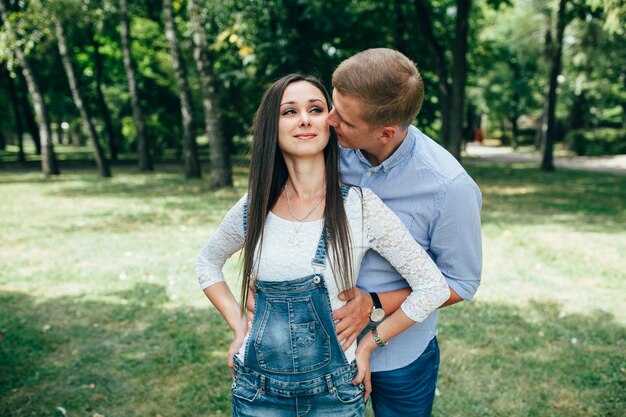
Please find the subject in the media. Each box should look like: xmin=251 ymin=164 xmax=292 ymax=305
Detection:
xmin=370 ymin=337 xmax=440 ymax=417
xmin=231 ymin=273 xmax=365 ymax=416
xmin=232 ymin=185 xmax=365 ymax=416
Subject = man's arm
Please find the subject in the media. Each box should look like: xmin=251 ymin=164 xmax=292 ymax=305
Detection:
xmin=333 ymin=286 xmax=462 ymax=350
xmin=334 ymin=174 xmax=481 ymax=349
xmin=429 ymin=174 xmax=483 ymax=301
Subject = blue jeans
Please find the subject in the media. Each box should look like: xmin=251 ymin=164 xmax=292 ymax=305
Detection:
xmin=370 ymin=337 xmax=440 ymax=417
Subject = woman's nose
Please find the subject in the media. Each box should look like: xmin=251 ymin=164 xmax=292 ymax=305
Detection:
xmin=299 ymin=113 xmax=312 ymax=126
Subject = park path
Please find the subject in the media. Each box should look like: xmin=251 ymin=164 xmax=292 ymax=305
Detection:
xmin=464 ymin=143 xmax=626 ymax=176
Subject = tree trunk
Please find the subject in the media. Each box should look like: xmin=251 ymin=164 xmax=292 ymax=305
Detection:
xmin=163 ymin=0 xmax=201 ymax=179
xmin=119 ymin=0 xmax=152 ymax=171
xmin=447 ymin=0 xmax=472 ymax=161
xmin=464 ymin=102 xmax=474 ymax=152
xmin=2 ymin=66 xmax=26 ymax=162
xmin=18 ymin=73 xmax=41 ymax=155
xmin=70 ymin=121 xmax=83 ymax=146
xmin=89 ymin=24 xmax=118 ymax=161
xmin=541 ymin=0 xmax=567 ymax=172
xmin=393 ymin=0 xmax=409 ymax=55
xmin=622 ymin=71 xmax=626 ymax=128
xmin=55 ymin=19 xmax=111 ymax=177
xmin=56 ymin=120 xmax=64 ymax=145
xmin=509 ymin=116 xmax=519 ymax=150
xmin=620 ymin=67 xmax=626 ymax=128
xmin=0 ymin=0 xmax=58 ymax=175
xmin=188 ymin=0 xmax=231 ymax=187
xmin=569 ymin=92 xmax=589 ymax=130
xmin=413 ymin=0 xmax=452 ymax=146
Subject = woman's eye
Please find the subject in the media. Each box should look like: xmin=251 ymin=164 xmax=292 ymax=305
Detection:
xmin=310 ymin=107 xmax=323 ymax=113
xmin=281 ymin=109 xmax=296 ymax=116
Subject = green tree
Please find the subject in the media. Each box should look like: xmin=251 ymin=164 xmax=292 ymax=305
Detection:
xmin=189 ymin=0 xmax=231 ymax=188
xmin=162 ymin=0 xmax=200 ymax=179
xmin=540 ymin=0 xmax=568 ymax=171
xmin=476 ymin=0 xmax=544 ymax=147
xmin=412 ymin=0 xmax=474 ymax=160
xmin=0 ymin=66 xmax=25 ymax=161
xmin=0 ymin=0 xmax=59 ymax=175
xmin=119 ymin=0 xmax=153 ymax=170
xmin=55 ymin=13 xmax=112 ymax=177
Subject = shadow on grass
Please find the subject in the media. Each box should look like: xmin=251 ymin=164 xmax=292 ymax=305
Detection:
xmin=467 ymin=163 xmax=626 ymax=232
xmin=0 ymin=284 xmax=233 ymax=417
xmin=1 ymin=286 xmax=624 ymax=417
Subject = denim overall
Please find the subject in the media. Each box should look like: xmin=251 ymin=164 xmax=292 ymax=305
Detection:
xmin=232 ymin=186 xmax=364 ymax=417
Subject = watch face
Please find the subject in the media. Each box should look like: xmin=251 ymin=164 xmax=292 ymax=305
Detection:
xmin=370 ymin=308 xmax=385 ymax=323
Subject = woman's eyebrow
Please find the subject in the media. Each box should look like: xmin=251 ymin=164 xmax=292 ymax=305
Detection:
xmin=280 ymin=98 xmax=325 ymax=106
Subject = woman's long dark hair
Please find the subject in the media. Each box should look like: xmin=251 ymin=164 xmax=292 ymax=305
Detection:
xmin=241 ymin=74 xmax=355 ymax=309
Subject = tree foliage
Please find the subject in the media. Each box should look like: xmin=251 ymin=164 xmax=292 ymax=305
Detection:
xmin=0 ymin=0 xmax=624 ymax=178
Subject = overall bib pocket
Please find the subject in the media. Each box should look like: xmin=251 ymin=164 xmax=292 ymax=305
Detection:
xmin=254 ymin=295 xmax=331 ymax=374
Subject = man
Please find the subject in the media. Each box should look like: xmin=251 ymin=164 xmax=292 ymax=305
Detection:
xmin=327 ymin=48 xmax=482 ymax=417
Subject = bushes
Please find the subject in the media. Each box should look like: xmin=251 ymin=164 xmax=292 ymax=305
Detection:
xmin=565 ymin=128 xmax=626 ymax=156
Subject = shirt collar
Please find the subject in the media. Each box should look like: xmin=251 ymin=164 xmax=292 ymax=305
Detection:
xmin=350 ymin=126 xmax=416 ymax=172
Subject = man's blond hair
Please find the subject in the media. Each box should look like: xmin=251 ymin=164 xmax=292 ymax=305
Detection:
xmin=332 ymin=48 xmax=424 ymax=129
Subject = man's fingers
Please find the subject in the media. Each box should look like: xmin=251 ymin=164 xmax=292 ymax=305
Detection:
xmin=332 ymin=304 xmax=349 ymax=321
xmin=334 ymin=317 xmax=349 ymax=334
xmin=340 ymin=333 xmax=357 ymax=351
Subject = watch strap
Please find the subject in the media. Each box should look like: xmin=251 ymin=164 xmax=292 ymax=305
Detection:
xmin=369 ymin=292 xmax=382 ymax=309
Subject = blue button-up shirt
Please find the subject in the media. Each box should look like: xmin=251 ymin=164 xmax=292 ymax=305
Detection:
xmin=340 ymin=125 xmax=482 ymax=372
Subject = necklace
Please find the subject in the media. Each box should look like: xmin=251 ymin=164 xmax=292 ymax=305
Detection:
xmin=284 ymin=184 xmax=325 ymax=246
xmin=284 ymin=185 xmax=325 ymax=222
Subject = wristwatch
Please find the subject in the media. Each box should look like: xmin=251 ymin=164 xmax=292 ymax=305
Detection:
xmin=369 ymin=292 xmax=385 ymax=323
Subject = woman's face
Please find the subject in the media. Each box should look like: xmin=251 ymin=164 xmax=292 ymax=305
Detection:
xmin=277 ymin=81 xmax=330 ymax=158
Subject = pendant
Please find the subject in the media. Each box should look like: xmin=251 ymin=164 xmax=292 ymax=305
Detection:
xmin=290 ymin=234 xmax=302 ymax=247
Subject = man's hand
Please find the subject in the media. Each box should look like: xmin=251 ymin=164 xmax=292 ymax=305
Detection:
xmin=332 ymin=287 xmax=372 ymax=350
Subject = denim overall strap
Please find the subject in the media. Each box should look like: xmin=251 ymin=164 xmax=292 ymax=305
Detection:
xmin=311 ymin=184 xmax=352 ymax=274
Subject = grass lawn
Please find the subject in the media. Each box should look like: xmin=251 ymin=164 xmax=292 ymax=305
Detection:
xmin=1 ymin=161 xmax=624 ymax=416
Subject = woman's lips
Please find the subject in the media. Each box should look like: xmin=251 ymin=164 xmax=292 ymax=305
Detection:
xmin=294 ymin=134 xmax=317 ymax=139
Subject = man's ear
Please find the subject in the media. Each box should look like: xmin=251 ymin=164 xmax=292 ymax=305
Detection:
xmin=379 ymin=126 xmax=398 ymax=145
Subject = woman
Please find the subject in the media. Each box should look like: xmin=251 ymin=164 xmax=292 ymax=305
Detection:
xmin=196 ymin=74 xmax=449 ymax=417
